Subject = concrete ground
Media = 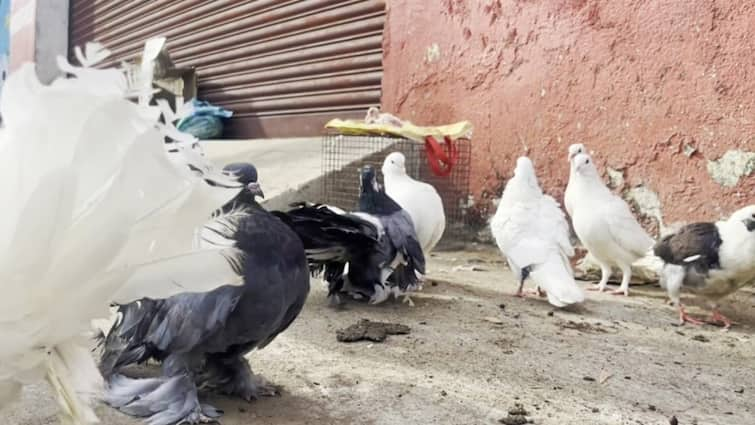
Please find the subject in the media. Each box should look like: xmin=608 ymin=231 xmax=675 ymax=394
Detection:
xmin=8 ymin=245 xmax=755 ymax=425
xmin=200 ymin=138 xmax=323 ymax=211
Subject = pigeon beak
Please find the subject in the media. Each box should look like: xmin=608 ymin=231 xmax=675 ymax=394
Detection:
xmin=744 ymin=219 xmax=755 ymax=232
xmin=247 ymin=182 xmax=265 ymax=199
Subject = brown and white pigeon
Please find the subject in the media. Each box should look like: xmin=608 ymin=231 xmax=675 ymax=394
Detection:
xmin=654 ymin=205 xmax=755 ymax=329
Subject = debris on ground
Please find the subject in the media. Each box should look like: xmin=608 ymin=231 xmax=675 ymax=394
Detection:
xmin=558 ymin=320 xmax=608 ymax=334
xmin=692 ymin=335 xmax=710 ymax=343
xmin=669 ymin=416 xmax=679 ymax=425
xmin=336 ymin=319 xmax=410 ymax=343
xmin=508 ymin=403 xmax=529 ymax=416
xmin=499 ymin=403 xmax=532 ymax=424
xmin=493 ymin=337 xmax=516 ymax=354
xmin=452 ymin=264 xmax=486 ymax=272
xmin=599 ymin=371 xmax=614 ymax=384
xmin=483 ymin=316 xmax=505 ymax=325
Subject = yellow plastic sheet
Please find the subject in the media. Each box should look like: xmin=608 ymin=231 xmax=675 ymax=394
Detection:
xmin=324 ymin=118 xmax=473 ymax=142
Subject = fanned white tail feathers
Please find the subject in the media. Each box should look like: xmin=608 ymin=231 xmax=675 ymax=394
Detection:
xmin=0 ymin=39 xmax=244 ymax=424
xmin=532 ymin=250 xmax=584 ymax=307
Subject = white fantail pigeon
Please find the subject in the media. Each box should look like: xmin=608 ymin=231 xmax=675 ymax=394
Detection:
xmin=0 ymin=41 xmax=247 ymax=424
xmin=490 ymin=157 xmax=584 ymax=307
xmin=567 ymin=153 xmax=655 ymax=296
xmin=381 ymin=151 xmax=446 ymax=255
xmin=563 ymin=143 xmax=586 ymax=218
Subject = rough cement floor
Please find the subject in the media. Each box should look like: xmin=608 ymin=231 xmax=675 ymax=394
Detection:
xmin=7 ymin=245 xmax=755 ymax=425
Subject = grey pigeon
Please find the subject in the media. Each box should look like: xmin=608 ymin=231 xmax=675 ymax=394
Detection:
xmin=99 ymin=163 xmax=310 ymax=425
xmin=654 ymin=205 xmax=755 ymax=329
xmin=273 ymin=165 xmax=425 ymax=305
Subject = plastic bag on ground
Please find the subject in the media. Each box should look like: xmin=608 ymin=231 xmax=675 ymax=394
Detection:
xmin=176 ymin=99 xmax=233 ymax=139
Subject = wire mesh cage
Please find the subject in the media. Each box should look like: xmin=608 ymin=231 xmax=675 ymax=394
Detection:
xmin=321 ymin=133 xmax=472 ymax=232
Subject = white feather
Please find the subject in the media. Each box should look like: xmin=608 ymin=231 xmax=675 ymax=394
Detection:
xmin=0 ymin=38 xmax=244 ymax=424
xmin=490 ymin=157 xmax=584 ymax=307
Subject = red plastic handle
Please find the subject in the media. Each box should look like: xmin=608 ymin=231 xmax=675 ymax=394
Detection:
xmin=424 ymin=135 xmax=459 ymax=177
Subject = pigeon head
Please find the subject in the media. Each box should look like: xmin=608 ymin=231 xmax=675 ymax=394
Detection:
xmin=358 ymin=165 xmax=403 ymax=215
xmin=360 ymin=165 xmax=381 ymax=194
xmin=571 ymin=153 xmax=599 ymax=178
xmin=222 ymin=162 xmax=264 ymax=199
xmin=730 ymin=205 xmax=755 ymax=232
xmin=568 ymin=143 xmax=586 ymax=163
xmin=382 ymin=151 xmax=406 ymax=176
xmin=514 ymin=156 xmax=540 ymax=190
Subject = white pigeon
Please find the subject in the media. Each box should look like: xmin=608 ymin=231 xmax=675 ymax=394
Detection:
xmin=563 ymin=143 xmax=586 ymax=217
xmin=654 ymin=205 xmax=755 ymax=329
xmin=0 ymin=41 xmax=248 ymax=425
xmin=381 ymin=151 xmax=446 ymax=254
xmin=490 ymin=157 xmax=584 ymax=307
xmin=568 ymin=153 xmax=655 ymax=296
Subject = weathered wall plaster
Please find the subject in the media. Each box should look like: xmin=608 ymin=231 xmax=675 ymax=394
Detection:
xmin=382 ymin=0 xmax=755 ymax=229
xmin=706 ymin=149 xmax=755 ymax=188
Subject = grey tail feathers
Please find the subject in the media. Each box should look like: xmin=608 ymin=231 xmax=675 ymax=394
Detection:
xmin=98 ymin=299 xmax=162 ymax=379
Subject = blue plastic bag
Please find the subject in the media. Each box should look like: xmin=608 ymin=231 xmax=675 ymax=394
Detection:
xmin=177 ymin=99 xmax=233 ymax=139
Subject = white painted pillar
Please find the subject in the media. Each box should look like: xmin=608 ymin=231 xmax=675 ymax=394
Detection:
xmin=9 ymin=0 xmax=68 ymax=83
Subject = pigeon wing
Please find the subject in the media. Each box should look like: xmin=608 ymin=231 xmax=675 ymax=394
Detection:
xmin=603 ymin=196 xmax=655 ymax=257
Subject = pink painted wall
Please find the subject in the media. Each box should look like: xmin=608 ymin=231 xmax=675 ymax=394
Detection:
xmin=381 ymin=0 xmax=754 ymax=229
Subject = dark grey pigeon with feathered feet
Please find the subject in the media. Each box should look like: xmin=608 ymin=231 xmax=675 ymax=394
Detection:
xmin=99 ymin=163 xmax=310 ymax=425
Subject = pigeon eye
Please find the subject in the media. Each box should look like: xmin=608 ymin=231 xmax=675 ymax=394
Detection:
xmin=585 ymin=159 xmax=590 ymax=164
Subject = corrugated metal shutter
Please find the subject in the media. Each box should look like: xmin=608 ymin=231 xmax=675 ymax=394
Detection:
xmin=68 ymin=0 xmax=385 ymax=138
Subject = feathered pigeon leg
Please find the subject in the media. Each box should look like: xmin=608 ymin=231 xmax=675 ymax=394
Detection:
xmin=515 ymin=266 xmax=531 ymax=297
xmin=200 ymin=355 xmax=280 ymax=401
xmin=677 ymin=304 xmax=705 ymax=327
xmin=610 ymin=263 xmax=631 ymax=296
xmin=105 ymin=354 xmax=222 ymax=425
xmin=587 ymin=263 xmax=612 ymax=292
xmin=370 ymin=284 xmax=390 ymax=304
